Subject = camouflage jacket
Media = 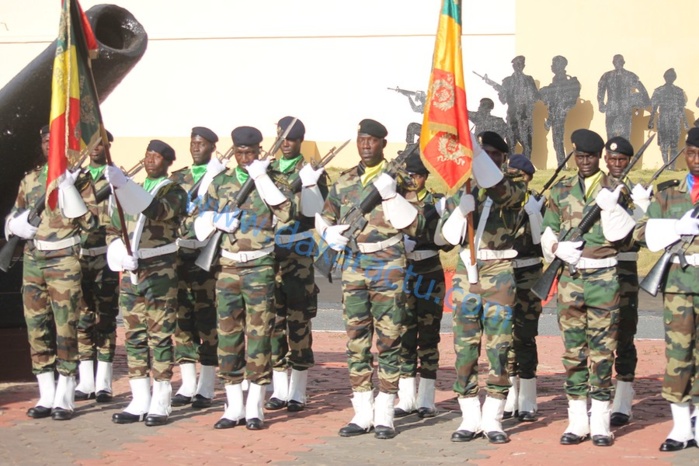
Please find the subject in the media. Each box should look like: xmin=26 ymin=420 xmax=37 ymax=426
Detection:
xmin=203 ymin=169 xmax=293 ymax=253
xmin=404 ymin=189 xmax=448 ymax=252
xmin=320 ymin=163 xmax=423 ymax=244
xmin=80 ymin=168 xmax=111 ymax=250
xmin=106 ymin=178 xmax=187 ymax=253
xmin=11 ymin=165 xmax=97 ymax=260
xmin=634 ymin=177 xmax=698 ymax=294
xmin=169 ymin=166 xmax=204 ymax=241
xmin=542 ymin=171 xmax=630 ymax=259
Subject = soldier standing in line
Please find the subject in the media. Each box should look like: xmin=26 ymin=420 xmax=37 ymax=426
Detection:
xmin=393 ymin=150 xmax=449 ymax=419
xmin=648 ymin=68 xmax=690 ymax=171
xmin=193 ymin=126 xmax=293 ymax=430
xmin=633 ymin=127 xmax=699 ymax=452
xmin=440 ymin=131 xmax=526 ymax=444
xmin=6 ymin=125 xmax=97 ymax=420
xmin=541 ymin=129 xmax=636 ymax=447
xmin=74 ymin=130 xmax=120 ymax=403
xmin=316 ymin=119 xmax=422 ymax=440
xmin=265 ymin=117 xmax=327 ymax=412
xmin=106 ymin=140 xmax=187 ymax=426
xmin=503 ymin=154 xmax=544 ymax=422
xmin=169 ymin=127 xmax=225 ymax=409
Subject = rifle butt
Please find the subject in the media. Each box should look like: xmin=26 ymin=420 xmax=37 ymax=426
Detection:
xmin=0 ymin=236 xmax=22 ymax=273
xmin=314 ymin=247 xmax=339 ymax=282
xmin=531 ymin=259 xmax=563 ymax=301
xmin=194 ymin=231 xmax=222 ymax=272
xmin=639 ymin=253 xmax=672 ymax=297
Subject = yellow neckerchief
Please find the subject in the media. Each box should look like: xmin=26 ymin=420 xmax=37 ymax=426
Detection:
xmin=235 ymin=166 xmax=249 ymax=185
xmin=143 ymin=176 xmax=166 ymax=193
xmin=360 ymin=160 xmax=386 ymax=186
xmin=416 ymin=188 xmax=427 ymax=201
xmin=190 ymin=164 xmax=207 ymax=184
xmin=279 ymin=154 xmax=303 ymax=174
xmin=87 ymin=164 xmax=106 ymax=181
xmin=582 ymin=170 xmax=604 ymax=200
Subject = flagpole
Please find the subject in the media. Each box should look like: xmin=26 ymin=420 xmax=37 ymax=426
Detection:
xmin=464 ymin=179 xmax=476 ymax=267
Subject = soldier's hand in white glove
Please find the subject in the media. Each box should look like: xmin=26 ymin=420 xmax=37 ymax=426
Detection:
xmin=213 ymin=212 xmax=241 ymax=233
xmin=631 ymin=183 xmax=652 ymax=202
xmin=207 ymin=155 xmax=227 ymax=174
xmin=435 ymin=197 xmax=447 ymax=217
xmin=404 ymin=235 xmax=417 ymax=253
xmin=323 ymin=224 xmax=350 ymax=252
xmin=554 ymin=240 xmax=583 ymax=265
xmin=458 ymin=194 xmax=475 ymax=215
xmin=524 ymin=194 xmax=545 ymax=215
xmin=122 ymin=255 xmax=138 ymax=271
xmin=245 ymin=159 xmax=271 ymax=180
xmin=595 ymin=185 xmax=622 ymax=211
xmin=105 ymin=165 xmax=129 ymax=189
xmin=299 ymin=163 xmax=324 ymax=187
xmin=675 ymin=210 xmax=699 ymax=235
xmin=59 ymin=169 xmax=80 ymax=190
xmin=8 ymin=211 xmax=38 ymax=239
xmin=372 ymin=173 xmax=397 ymax=200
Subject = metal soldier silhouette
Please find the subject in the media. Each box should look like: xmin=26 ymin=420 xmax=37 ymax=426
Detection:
xmin=388 ymin=87 xmax=425 ymax=144
xmin=648 ymin=68 xmax=690 ymax=170
xmin=597 ymin=54 xmax=650 ymax=140
xmin=539 ymin=56 xmax=581 ymax=166
xmin=468 ymin=98 xmax=514 ymax=148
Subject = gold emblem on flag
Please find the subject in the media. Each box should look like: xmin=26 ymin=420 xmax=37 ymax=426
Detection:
xmin=437 ymin=133 xmax=467 ymax=166
xmin=432 ymin=74 xmax=455 ymax=112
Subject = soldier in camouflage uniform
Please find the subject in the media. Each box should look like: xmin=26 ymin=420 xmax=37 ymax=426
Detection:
xmin=105 ymin=140 xmax=187 ymax=427
xmin=6 ymin=125 xmax=97 ymax=421
xmin=440 ymin=132 xmax=526 ymax=444
xmin=393 ymin=150 xmax=448 ymax=419
xmin=169 ymin=127 xmax=225 ymax=409
xmin=541 ymin=129 xmax=636 ymax=447
xmin=194 ymin=126 xmax=293 ymax=431
xmin=503 ymin=154 xmax=544 ymax=423
xmin=633 ymin=127 xmax=699 ymax=452
xmin=265 ymin=116 xmax=327 ymax=412
xmin=74 ymin=130 xmax=120 ymax=403
xmin=317 ymin=119 xmax=422 ymax=440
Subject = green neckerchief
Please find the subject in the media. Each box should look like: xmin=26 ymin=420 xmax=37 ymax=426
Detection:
xmin=581 ymin=170 xmax=604 ymax=200
xmin=279 ymin=154 xmax=303 ymax=174
xmin=87 ymin=164 xmax=106 ymax=181
xmin=40 ymin=165 xmax=48 ymax=183
xmin=143 ymin=176 xmax=166 ymax=193
xmin=190 ymin=164 xmax=207 ymax=184
xmin=235 ymin=166 xmax=249 ymax=185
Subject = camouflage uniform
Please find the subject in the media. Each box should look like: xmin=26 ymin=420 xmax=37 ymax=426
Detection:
xmin=11 ymin=166 xmax=97 ymax=378
xmin=107 ymin=180 xmax=187 ymax=381
xmin=542 ymin=172 xmax=627 ymax=402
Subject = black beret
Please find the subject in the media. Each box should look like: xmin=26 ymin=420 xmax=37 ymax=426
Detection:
xmin=40 ymin=125 xmax=50 ymax=136
xmin=231 ymin=126 xmax=263 ymax=146
xmin=277 ymin=116 xmax=305 ymax=140
xmin=358 ymin=119 xmax=388 ymax=138
xmin=405 ymin=150 xmax=428 ymax=175
xmin=147 ymin=139 xmax=176 ymax=161
xmin=605 ymin=136 xmax=633 ymax=156
xmin=478 ymin=131 xmax=509 ymax=153
xmin=687 ymin=128 xmax=699 ymax=148
xmin=509 ymin=154 xmax=535 ymax=176
xmin=104 ymin=130 xmax=114 ymax=143
xmin=571 ymin=129 xmax=604 ymax=154
xmin=191 ymin=126 xmax=218 ymax=143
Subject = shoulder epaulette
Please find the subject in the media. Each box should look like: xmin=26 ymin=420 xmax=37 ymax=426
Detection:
xmin=657 ymin=179 xmax=680 ymax=191
xmin=340 ymin=166 xmax=357 ymax=176
xmin=172 ymin=166 xmax=189 ymax=174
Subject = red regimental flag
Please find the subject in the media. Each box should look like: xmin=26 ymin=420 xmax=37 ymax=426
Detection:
xmin=420 ymin=0 xmax=472 ymax=193
xmin=46 ymin=0 xmax=100 ymax=210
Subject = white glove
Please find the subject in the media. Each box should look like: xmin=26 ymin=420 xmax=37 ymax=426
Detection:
xmin=595 ymin=185 xmax=622 ymax=211
xmin=122 ymin=255 xmax=138 ymax=271
xmin=105 ymin=165 xmax=129 ymax=189
xmin=323 ymin=224 xmax=350 ymax=252
xmin=245 ymin=158 xmax=271 ymax=180
xmin=458 ymin=194 xmax=475 ymax=215
xmin=59 ymin=170 xmax=80 ymax=190
xmin=675 ymin=210 xmax=699 ymax=235
xmin=299 ymin=163 xmax=324 ymax=187
xmin=207 ymin=156 xmax=227 ymax=175
xmin=554 ymin=240 xmax=583 ymax=265
xmin=372 ymin=173 xmax=397 ymax=200
xmin=435 ymin=197 xmax=447 ymax=217
xmin=8 ymin=211 xmax=38 ymax=239
xmin=524 ymin=195 xmax=545 ymax=215
xmin=631 ymin=183 xmax=652 ymax=213
xmin=213 ymin=212 xmax=241 ymax=233
xmin=404 ymin=235 xmax=417 ymax=253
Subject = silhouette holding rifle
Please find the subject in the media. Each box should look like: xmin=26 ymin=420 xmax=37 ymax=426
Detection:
xmin=388 ymin=86 xmax=425 ymax=144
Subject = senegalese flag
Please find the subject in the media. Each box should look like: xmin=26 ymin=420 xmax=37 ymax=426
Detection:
xmin=420 ymin=0 xmax=473 ymax=193
xmin=46 ymin=0 xmax=101 ymax=210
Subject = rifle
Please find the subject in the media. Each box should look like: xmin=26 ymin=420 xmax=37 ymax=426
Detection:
xmin=0 ymin=153 xmax=90 ymax=272
xmin=644 ymin=147 xmax=685 ymax=189
xmin=194 ymin=119 xmax=298 ymax=271
xmin=94 ymin=159 xmax=145 ymax=204
xmin=288 ymin=139 xmax=350 ymax=193
xmin=473 ymin=71 xmax=503 ymax=94
xmin=387 ymin=86 xmax=418 ymax=97
xmin=531 ymin=134 xmax=655 ymax=300
xmin=314 ymin=143 xmax=418 ymax=282
xmin=187 ymin=146 xmax=235 ymax=199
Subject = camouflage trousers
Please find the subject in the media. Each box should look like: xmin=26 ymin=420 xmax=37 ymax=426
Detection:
xmin=216 ymin=257 xmax=275 ymax=385
xmin=341 ymin=247 xmax=406 ymax=394
xmin=271 ymin=250 xmax=318 ymax=372
xmin=400 ymin=259 xmax=445 ymax=380
xmin=119 ymin=256 xmax=178 ymax=381
xmin=661 ymin=292 xmax=699 ymax=405
xmin=78 ymin=253 xmax=119 ymax=363
xmin=507 ymin=263 xmax=543 ymax=380
xmin=557 ymin=266 xmax=619 ymax=401
xmin=175 ymin=252 xmax=218 ymax=366
xmin=615 ymin=260 xmax=638 ymax=382
xmin=22 ymin=251 xmax=81 ymax=376
xmin=452 ymin=258 xmax=514 ymax=399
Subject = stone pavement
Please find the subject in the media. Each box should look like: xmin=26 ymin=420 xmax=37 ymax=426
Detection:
xmin=0 ymin=328 xmax=697 ymax=466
